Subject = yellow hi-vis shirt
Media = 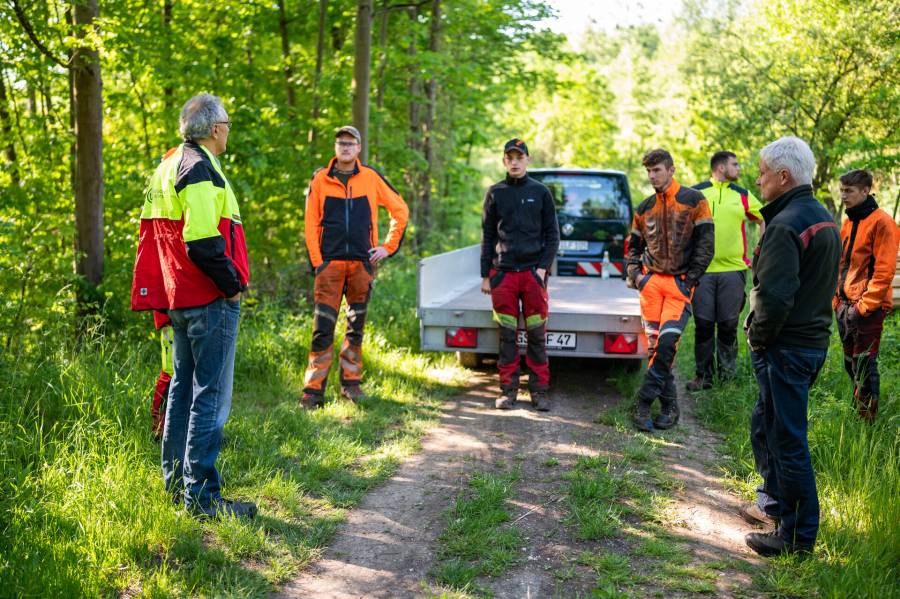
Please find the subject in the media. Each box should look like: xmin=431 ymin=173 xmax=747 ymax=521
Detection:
xmin=693 ymin=179 xmax=762 ymax=272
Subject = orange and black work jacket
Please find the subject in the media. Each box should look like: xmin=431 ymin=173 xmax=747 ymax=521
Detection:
xmin=626 ymin=179 xmax=715 ymax=287
xmin=132 ymin=142 xmax=250 ymax=311
xmin=305 ymin=158 xmax=409 ymax=269
xmin=833 ymin=196 xmax=900 ymax=315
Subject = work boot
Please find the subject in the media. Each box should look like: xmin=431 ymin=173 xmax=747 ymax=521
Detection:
xmin=495 ymin=387 xmax=518 ymax=410
xmin=190 ymin=497 xmax=258 ymax=520
xmin=739 ymin=503 xmax=778 ymax=528
xmin=532 ymin=390 xmax=551 ymax=412
xmin=654 ymin=398 xmax=680 ymax=429
xmin=632 ymin=398 xmax=653 ymax=432
xmin=745 ymin=531 xmax=811 ymax=557
xmin=300 ymin=393 xmax=325 ymax=410
xmin=686 ymin=377 xmax=713 ymax=392
xmin=341 ymin=385 xmax=367 ymax=403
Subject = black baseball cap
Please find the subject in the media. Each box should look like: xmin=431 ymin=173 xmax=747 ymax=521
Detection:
xmin=503 ymin=138 xmax=529 ymax=156
xmin=335 ymin=125 xmax=362 ymax=143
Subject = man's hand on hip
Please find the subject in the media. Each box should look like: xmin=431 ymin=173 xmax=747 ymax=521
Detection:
xmin=368 ymin=246 xmax=389 ymax=263
xmin=536 ymin=267 xmax=547 ymax=281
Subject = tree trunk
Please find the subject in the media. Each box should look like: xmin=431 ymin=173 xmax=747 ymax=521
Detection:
xmin=352 ymin=0 xmax=373 ymax=163
xmin=371 ymin=4 xmax=390 ymax=162
xmin=162 ymin=0 xmax=173 ymax=113
xmin=417 ymin=0 xmax=440 ymax=244
xmin=0 ymin=62 xmax=20 ymax=185
xmin=405 ymin=6 xmax=422 ymax=250
xmin=277 ymin=0 xmax=296 ymax=111
xmin=72 ymin=0 xmax=104 ymax=297
xmin=308 ymin=0 xmax=328 ymax=146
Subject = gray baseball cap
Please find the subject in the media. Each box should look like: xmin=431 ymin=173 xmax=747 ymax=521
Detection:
xmin=335 ymin=125 xmax=362 ymax=143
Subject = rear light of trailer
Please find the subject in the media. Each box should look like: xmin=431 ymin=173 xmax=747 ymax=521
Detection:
xmin=446 ymin=327 xmax=477 ymax=348
xmin=604 ymin=332 xmax=638 ymax=354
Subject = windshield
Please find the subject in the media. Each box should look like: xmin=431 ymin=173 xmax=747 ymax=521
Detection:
xmin=531 ymin=174 xmax=630 ymax=220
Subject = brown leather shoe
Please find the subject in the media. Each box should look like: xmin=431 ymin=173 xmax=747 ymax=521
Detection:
xmin=739 ymin=503 xmax=778 ymax=528
xmin=495 ymin=388 xmax=518 ymax=409
xmin=300 ymin=393 xmax=325 ymax=409
xmin=686 ymin=378 xmax=713 ymax=392
xmin=532 ymin=390 xmax=551 ymax=412
xmin=341 ymin=385 xmax=366 ymax=403
xmin=745 ymin=531 xmax=811 ymax=557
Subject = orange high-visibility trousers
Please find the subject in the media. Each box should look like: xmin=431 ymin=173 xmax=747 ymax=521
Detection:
xmin=303 ymin=260 xmax=373 ymax=396
xmin=636 ymin=272 xmax=693 ymax=402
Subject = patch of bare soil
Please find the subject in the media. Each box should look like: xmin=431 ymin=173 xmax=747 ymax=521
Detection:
xmin=274 ymin=361 xmax=763 ymax=598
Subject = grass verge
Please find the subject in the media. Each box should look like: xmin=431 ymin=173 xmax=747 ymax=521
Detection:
xmin=0 ymin=263 xmax=468 ymax=597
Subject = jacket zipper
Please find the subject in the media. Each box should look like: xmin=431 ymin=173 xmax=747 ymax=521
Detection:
xmin=661 ymin=191 xmax=669 ymax=262
xmin=345 ymin=184 xmax=352 ymax=257
xmin=839 ymin=220 xmax=859 ymax=300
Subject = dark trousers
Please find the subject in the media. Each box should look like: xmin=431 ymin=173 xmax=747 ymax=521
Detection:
xmin=693 ymin=270 xmax=746 ymax=382
xmin=836 ymin=303 xmax=886 ymax=421
xmin=750 ymin=345 xmax=826 ymax=549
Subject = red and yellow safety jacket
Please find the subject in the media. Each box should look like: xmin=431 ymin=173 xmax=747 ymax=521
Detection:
xmin=305 ymin=158 xmax=408 ymax=269
xmin=131 ymin=142 xmax=250 ymax=311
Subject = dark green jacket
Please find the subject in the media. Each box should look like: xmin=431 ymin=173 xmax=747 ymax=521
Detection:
xmin=746 ymin=185 xmax=840 ymax=350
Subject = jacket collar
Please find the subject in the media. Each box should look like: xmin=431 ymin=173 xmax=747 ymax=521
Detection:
xmin=760 ymin=184 xmax=813 ymax=224
xmin=709 ymin=178 xmax=731 ymax=189
xmin=327 ymin=157 xmax=361 ymax=180
xmin=657 ymin=178 xmax=681 ymax=200
xmin=505 ymin=173 xmax=529 ymax=186
xmin=846 ymin=195 xmax=878 ymax=222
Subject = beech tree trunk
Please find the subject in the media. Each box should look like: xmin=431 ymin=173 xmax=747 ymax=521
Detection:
xmin=72 ymin=0 xmax=104 ymax=296
xmin=417 ymin=0 xmax=440 ymax=243
xmin=0 ymin=62 xmax=19 ymax=185
xmin=352 ymin=0 xmax=373 ymax=163
xmin=277 ymin=0 xmax=296 ymax=110
xmin=309 ymin=0 xmax=328 ymax=146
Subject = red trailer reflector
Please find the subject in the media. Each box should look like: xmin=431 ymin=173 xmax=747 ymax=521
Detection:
xmin=604 ymin=333 xmax=638 ymax=354
xmin=446 ymin=327 xmax=477 ymax=348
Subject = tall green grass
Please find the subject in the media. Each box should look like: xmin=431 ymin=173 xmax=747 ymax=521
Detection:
xmin=0 ymin=261 xmax=467 ymax=597
xmin=679 ymin=312 xmax=900 ymax=598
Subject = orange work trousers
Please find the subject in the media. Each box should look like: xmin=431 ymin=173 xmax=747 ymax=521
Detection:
xmin=635 ymin=272 xmax=693 ymax=403
xmin=303 ymin=260 xmax=374 ymax=396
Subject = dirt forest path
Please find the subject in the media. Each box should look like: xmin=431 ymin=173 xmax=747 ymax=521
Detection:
xmin=275 ymin=361 xmax=763 ymax=598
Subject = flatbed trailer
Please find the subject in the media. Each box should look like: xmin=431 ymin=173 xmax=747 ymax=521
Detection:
xmin=417 ymin=244 xmax=648 ymax=363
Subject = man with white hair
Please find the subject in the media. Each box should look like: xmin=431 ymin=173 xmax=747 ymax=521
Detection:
xmin=741 ymin=136 xmax=840 ymax=556
xmin=132 ymin=93 xmax=256 ymax=519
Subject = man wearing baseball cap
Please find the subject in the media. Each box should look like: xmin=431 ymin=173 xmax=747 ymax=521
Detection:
xmin=301 ymin=125 xmax=409 ymax=407
xmin=480 ymin=138 xmax=559 ymax=410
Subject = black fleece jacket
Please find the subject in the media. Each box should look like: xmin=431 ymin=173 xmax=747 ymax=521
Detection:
xmin=480 ymin=174 xmax=559 ymax=278
xmin=746 ymin=185 xmax=841 ymax=350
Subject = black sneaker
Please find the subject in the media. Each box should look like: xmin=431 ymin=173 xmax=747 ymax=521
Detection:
xmin=190 ymin=498 xmax=258 ymax=520
xmin=300 ymin=393 xmax=325 ymax=409
xmin=653 ymin=399 xmax=680 ymax=429
xmin=495 ymin=388 xmax=518 ymax=410
xmin=745 ymin=531 xmax=811 ymax=557
xmin=532 ymin=390 xmax=551 ymax=412
xmin=632 ymin=399 xmax=653 ymax=432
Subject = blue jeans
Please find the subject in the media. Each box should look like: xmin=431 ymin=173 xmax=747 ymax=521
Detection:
xmin=162 ymin=298 xmax=240 ymax=510
xmin=750 ymin=344 xmax=826 ymax=549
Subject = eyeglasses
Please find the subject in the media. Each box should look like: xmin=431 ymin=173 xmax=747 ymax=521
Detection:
xmin=335 ymin=140 xmax=358 ymax=147
xmin=216 ymin=120 xmax=232 ymax=129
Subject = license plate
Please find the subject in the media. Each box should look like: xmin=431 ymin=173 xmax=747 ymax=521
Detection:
xmin=517 ymin=331 xmax=577 ymax=349
xmin=559 ymin=240 xmax=589 ymax=251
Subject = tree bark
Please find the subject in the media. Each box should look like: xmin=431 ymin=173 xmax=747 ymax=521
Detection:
xmin=352 ymin=0 xmax=373 ymax=163
xmin=417 ymin=0 xmax=440 ymax=244
xmin=0 ymin=62 xmax=20 ymax=185
xmin=277 ymin=0 xmax=296 ymax=111
xmin=405 ymin=5 xmax=422 ymax=249
xmin=371 ymin=4 xmax=390 ymax=162
xmin=72 ymin=0 xmax=104 ymax=295
xmin=308 ymin=0 xmax=328 ymax=146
